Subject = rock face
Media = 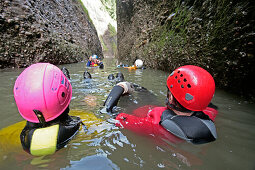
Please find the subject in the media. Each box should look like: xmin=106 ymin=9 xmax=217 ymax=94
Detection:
xmin=0 ymin=0 xmax=103 ymax=68
xmin=82 ymin=0 xmax=117 ymax=57
xmin=117 ymin=0 xmax=255 ymax=99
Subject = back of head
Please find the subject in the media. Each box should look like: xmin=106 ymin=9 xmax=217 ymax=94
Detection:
xmin=84 ymin=71 xmax=92 ymax=79
xmin=135 ymin=59 xmax=143 ymax=69
xmin=167 ymin=65 xmax=215 ymax=111
xmin=108 ymin=74 xmax=115 ymax=80
xmin=13 ymin=63 xmax=72 ymax=123
xmin=116 ymin=72 xmax=125 ymax=82
xmin=92 ymin=55 xmax=98 ymax=59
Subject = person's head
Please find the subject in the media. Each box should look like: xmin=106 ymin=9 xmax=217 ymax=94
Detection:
xmin=166 ymin=65 xmax=215 ymax=113
xmin=92 ymin=55 xmax=98 ymax=59
xmin=13 ymin=63 xmax=72 ymax=124
xmin=94 ymin=59 xmax=99 ymax=64
xmin=135 ymin=59 xmax=143 ymax=69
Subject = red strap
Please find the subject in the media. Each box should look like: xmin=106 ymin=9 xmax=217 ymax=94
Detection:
xmin=202 ymin=107 xmax=218 ymax=121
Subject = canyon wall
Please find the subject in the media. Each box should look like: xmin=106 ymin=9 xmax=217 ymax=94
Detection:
xmin=117 ymin=0 xmax=255 ymax=98
xmin=0 ymin=0 xmax=103 ymax=68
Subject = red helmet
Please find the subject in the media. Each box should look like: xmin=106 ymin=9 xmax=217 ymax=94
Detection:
xmin=167 ymin=65 xmax=215 ymax=111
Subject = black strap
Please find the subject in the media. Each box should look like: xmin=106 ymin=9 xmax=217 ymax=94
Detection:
xmin=33 ymin=110 xmax=46 ymax=127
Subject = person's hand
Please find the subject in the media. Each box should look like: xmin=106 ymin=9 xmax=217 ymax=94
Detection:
xmin=117 ymin=82 xmax=134 ymax=94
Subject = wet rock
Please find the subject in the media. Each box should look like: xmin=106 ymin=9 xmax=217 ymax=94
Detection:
xmin=24 ymin=31 xmax=32 ymax=36
xmin=0 ymin=0 xmax=103 ymax=69
xmin=117 ymin=0 xmax=255 ymax=99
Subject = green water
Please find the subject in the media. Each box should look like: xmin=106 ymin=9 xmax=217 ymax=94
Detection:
xmin=0 ymin=59 xmax=255 ymax=170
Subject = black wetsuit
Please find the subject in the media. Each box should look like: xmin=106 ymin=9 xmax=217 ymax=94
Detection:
xmin=20 ymin=108 xmax=80 ymax=155
xmin=160 ymin=109 xmax=217 ymax=144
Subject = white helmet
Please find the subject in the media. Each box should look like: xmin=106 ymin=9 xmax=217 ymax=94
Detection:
xmin=135 ymin=59 xmax=143 ymax=69
xmin=92 ymin=55 xmax=98 ymax=59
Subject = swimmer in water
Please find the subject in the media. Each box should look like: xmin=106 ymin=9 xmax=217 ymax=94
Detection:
xmin=13 ymin=63 xmax=86 ymax=156
xmin=108 ymin=72 xmax=125 ymax=83
xmin=102 ymin=65 xmax=218 ymax=144
xmin=84 ymin=71 xmax=92 ymax=79
xmin=86 ymin=55 xmax=104 ymax=69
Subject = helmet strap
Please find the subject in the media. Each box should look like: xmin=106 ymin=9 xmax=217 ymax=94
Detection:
xmin=33 ymin=110 xmax=46 ymax=127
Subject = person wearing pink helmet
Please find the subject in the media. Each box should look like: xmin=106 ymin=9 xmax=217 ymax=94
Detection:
xmin=102 ymin=65 xmax=218 ymax=144
xmin=13 ymin=63 xmax=84 ymax=156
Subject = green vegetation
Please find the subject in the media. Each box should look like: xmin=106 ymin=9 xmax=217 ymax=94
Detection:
xmin=108 ymin=23 xmax=117 ymax=37
xmin=99 ymin=35 xmax=108 ymax=52
xmin=100 ymin=0 xmax=116 ymax=20
xmin=118 ymin=0 xmax=254 ymax=98
xmin=77 ymin=0 xmax=93 ymax=23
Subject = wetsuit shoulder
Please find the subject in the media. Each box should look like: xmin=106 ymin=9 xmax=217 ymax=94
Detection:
xmin=147 ymin=107 xmax=168 ymax=124
xmin=160 ymin=110 xmax=217 ymax=144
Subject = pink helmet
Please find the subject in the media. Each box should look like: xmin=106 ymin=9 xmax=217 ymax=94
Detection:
xmin=13 ymin=63 xmax=72 ymax=123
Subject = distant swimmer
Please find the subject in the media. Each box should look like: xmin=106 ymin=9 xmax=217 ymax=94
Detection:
xmin=123 ymin=59 xmax=145 ymax=70
xmin=107 ymin=72 xmax=125 ymax=83
xmin=61 ymin=67 xmax=70 ymax=79
xmin=86 ymin=55 xmax=104 ymax=69
xmin=115 ymin=72 xmax=125 ymax=82
xmin=108 ymin=74 xmax=115 ymax=80
xmin=84 ymin=71 xmax=92 ymax=79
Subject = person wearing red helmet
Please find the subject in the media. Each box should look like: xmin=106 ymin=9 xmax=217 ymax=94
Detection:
xmin=13 ymin=63 xmax=85 ymax=156
xmin=102 ymin=65 xmax=218 ymax=144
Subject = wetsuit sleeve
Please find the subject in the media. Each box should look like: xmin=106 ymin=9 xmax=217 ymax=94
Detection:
xmin=103 ymin=85 xmax=124 ymax=113
xmin=160 ymin=114 xmax=217 ymax=144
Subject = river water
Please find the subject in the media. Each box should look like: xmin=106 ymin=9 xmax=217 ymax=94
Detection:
xmin=0 ymin=59 xmax=255 ymax=170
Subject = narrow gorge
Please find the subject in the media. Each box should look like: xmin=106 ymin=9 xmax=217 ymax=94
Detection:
xmin=0 ymin=0 xmax=254 ymax=98
xmin=0 ymin=0 xmax=102 ymax=68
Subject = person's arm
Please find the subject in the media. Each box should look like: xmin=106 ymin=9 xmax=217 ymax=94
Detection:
xmin=102 ymin=82 xmax=134 ymax=113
